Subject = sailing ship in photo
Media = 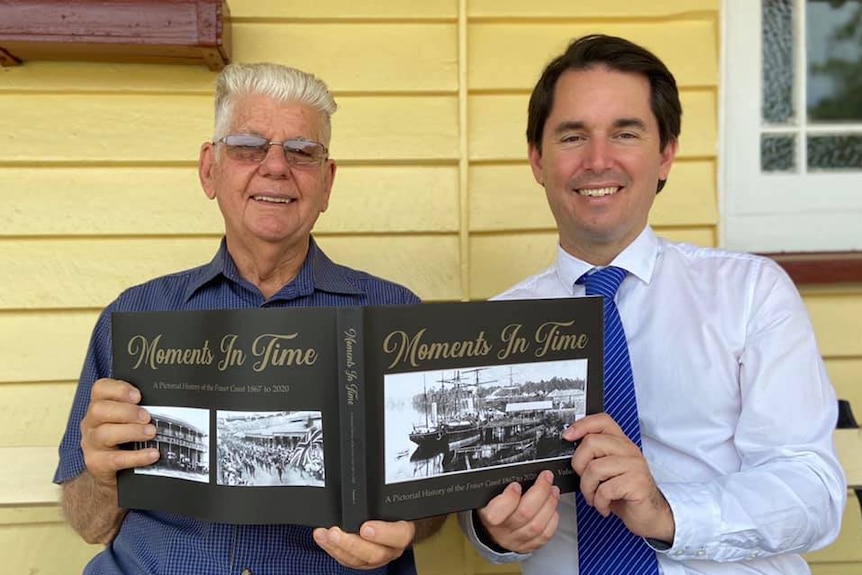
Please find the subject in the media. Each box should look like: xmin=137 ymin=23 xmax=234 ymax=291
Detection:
xmin=385 ymin=359 xmax=590 ymax=484
xmin=408 ymin=370 xmax=483 ymax=451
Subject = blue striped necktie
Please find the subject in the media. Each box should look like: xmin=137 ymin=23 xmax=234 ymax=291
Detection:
xmin=575 ymin=266 xmax=658 ymax=575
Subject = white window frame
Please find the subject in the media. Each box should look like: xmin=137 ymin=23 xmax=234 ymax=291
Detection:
xmin=721 ymin=0 xmax=862 ymax=253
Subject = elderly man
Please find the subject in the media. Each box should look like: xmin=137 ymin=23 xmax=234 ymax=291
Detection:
xmin=460 ymin=35 xmax=846 ymax=574
xmin=55 ymin=62 xmax=443 ymax=574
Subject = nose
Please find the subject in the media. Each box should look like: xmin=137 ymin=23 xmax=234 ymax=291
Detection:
xmin=582 ymin=138 xmax=613 ymax=172
xmin=257 ymin=143 xmax=292 ymax=177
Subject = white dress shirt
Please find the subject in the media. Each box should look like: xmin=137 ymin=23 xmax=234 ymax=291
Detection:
xmin=460 ymin=227 xmax=846 ymax=574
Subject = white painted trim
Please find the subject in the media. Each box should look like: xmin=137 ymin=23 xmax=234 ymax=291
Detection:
xmin=721 ymin=0 xmax=862 ymax=252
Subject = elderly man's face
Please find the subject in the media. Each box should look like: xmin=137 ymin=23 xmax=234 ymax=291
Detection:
xmin=199 ymin=94 xmax=335 ymax=253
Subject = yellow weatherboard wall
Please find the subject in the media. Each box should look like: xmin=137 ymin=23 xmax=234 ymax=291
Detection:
xmin=1 ymin=0 xmax=859 ymax=573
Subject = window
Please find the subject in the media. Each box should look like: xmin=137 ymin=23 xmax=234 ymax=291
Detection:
xmin=722 ymin=0 xmax=862 ymax=253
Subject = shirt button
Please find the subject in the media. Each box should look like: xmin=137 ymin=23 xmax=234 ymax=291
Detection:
xmin=673 ymin=550 xmax=684 ymax=556
xmin=696 ymin=548 xmax=706 ymax=557
xmin=241 ymin=570 xmax=253 ymax=575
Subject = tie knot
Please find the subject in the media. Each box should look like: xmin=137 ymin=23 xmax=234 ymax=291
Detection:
xmin=577 ymin=266 xmax=627 ymax=299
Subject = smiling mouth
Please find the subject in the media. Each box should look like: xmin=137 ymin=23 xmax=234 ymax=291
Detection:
xmin=577 ymin=186 xmax=621 ymax=198
xmin=253 ymin=195 xmax=294 ymax=204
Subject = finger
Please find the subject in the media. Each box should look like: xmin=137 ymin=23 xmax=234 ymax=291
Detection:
xmin=562 ymin=412 xmax=625 ymax=442
xmin=359 ymin=520 xmax=415 ymax=549
xmin=314 ymin=527 xmax=399 ymax=569
xmin=506 ymin=483 xmax=561 ymax=546
xmin=313 ymin=528 xmax=366 ymax=568
xmin=570 ymin=432 xmax=636 ymax=476
xmin=580 ymin=451 xmax=650 ymax=510
xmin=86 ymin=400 xmax=151 ymax=428
xmin=537 ymin=508 xmax=561 ymax=549
xmin=84 ymin=421 xmax=157 ymax=450
xmin=90 ymin=378 xmax=142 ymax=404
xmin=478 ymin=481 xmax=523 ymax=527
xmin=506 ymin=470 xmax=557 ymax=527
xmin=84 ymin=444 xmax=160 ymax=481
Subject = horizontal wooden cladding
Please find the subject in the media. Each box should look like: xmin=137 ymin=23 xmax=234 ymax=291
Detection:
xmin=468 ymin=0 xmax=717 ymax=18
xmin=802 ymin=294 xmax=862 ymax=358
xmin=0 ymin=505 xmax=63 ymax=527
xmin=0 ymin=383 xmax=75 ymax=446
xmin=0 ymin=61 xmax=218 ymax=93
xmin=468 ymin=20 xmax=718 ymax=91
xmin=827 ymin=359 xmax=862 ymax=417
xmin=468 ymin=228 xmax=714 ymax=299
xmin=0 ymin=235 xmax=461 ymax=311
xmin=315 ymin=235 xmax=462 ymax=301
xmin=0 ymin=95 xmax=458 ymax=162
xmin=0 ymin=23 xmax=456 ymax=93
xmin=469 ymin=160 xmax=716 ymax=232
xmin=0 ymin=522 xmax=98 ymax=573
xmin=414 ymin=517 xmax=479 ymax=575
xmin=468 ymin=90 xmax=716 ymax=161
xmin=806 ymin=498 xmax=862 ymax=565
xmin=228 ymin=0 xmax=458 ymax=20
xmin=0 ymin=311 xmax=96 ymax=384
xmin=1 ymin=165 xmax=458 ymax=235
xmin=0 ymin=447 xmax=61 ymax=506
xmin=232 ymin=23 xmax=457 ymax=92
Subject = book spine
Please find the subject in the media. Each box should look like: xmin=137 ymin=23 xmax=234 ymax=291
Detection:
xmin=337 ymin=306 xmax=368 ymax=533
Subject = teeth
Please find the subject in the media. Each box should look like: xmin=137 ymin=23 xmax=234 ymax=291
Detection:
xmin=578 ymin=186 xmax=619 ymax=197
xmin=254 ymin=196 xmax=293 ymax=204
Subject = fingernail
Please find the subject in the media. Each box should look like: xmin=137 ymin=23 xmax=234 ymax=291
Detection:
xmin=144 ymin=424 xmax=156 ymax=437
xmin=542 ymin=470 xmax=554 ymax=483
xmin=552 ymin=486 xmax=561 ymax=499
xmin=130 ymin=388 xmax=141 ymax=403
xmin=329 ymin=528 xmax=342 ymax=544
xmin=138 ymin=409 xmax=150 ymax=423
xmin=362 ymin=525 xmax=376 ymax=538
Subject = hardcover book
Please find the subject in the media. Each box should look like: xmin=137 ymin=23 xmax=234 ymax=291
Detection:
xmin=112 ymin=297 xmax=603 ymax=531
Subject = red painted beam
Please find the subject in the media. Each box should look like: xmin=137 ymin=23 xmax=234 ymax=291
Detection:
xmin=0 ymin=0 xmax=230 ymax=70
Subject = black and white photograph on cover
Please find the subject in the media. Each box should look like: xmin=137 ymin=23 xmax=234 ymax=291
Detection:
xmin=384 ymin=359 xmax=589 ymax=485
xmin=216 ymin=410 xmax=325 ymax=488
xmin=132 ymin=406 xmax=210 ymax=484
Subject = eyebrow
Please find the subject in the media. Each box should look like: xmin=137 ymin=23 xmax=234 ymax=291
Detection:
xmin=552 ymin=118 xmax=648 ymax=135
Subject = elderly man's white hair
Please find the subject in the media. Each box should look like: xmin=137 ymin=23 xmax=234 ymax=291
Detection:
xmin=213 ymin=62 xmax=337 ymax=145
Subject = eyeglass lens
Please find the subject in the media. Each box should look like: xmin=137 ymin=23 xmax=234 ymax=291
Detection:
xmin=221 ymin=135 xmax=327 ymax=165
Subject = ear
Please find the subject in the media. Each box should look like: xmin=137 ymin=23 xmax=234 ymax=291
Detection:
xmin=319 ymin=160 xmax=337 ymax=213
xmin=528 ymin=144 xmax=545 ymax=186
xmin=199 ymin=142 xmax=218 ymax=200
xmin=658 ymin=138 xmax=678 ymax=181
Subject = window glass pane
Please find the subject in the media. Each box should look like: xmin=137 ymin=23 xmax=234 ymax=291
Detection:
xmin=763 ymin=0 xmax=796 ymax=124
xmin=762 ymin=134 xmax=797 ymax=171
xmin=807 ymin=0 xmax=862 ymax=122
xmin=807 ymin=134 xmax=862 ymax=169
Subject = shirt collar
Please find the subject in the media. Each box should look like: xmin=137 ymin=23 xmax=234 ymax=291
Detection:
xmin=184 ymin=236 xmax=363 ymax=302
xmin=554 ymin=226 xmax=661 ymax=290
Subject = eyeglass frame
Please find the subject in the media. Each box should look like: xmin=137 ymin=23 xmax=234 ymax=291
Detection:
xmin=213 ymin=134 xmax=330 ymax=166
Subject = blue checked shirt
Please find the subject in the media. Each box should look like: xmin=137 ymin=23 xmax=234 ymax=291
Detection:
xmin=54 ymin=237 xmax=421 ymax=575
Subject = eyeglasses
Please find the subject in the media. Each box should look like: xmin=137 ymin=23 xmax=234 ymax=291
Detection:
xmin=215 ymin=134 xmax=329 ymax=166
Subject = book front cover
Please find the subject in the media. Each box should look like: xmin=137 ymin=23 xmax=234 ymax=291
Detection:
xmin=112 ymin=307 xmax=341 ymax=527
xmin=363 ymin=297 xmax=604 ymax=523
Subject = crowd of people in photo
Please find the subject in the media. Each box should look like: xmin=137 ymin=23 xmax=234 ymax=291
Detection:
xmin=217 ymin=428 xmax=325 ymax=486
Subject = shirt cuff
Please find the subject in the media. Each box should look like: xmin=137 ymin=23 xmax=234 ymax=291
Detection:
xmin=656 ymin=481 xmax=721 ymax=560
